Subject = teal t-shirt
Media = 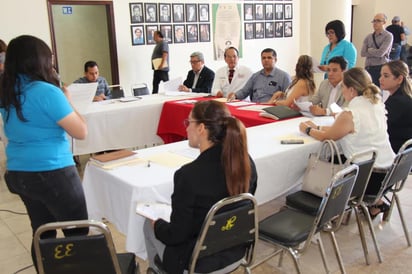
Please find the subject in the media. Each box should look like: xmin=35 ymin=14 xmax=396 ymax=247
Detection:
xmin=0 ymin=77 xmax=75 ymax=171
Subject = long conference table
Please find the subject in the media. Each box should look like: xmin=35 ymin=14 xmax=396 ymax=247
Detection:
xmin=82 ymin=116 xmax=330 ymax=259
xmin=71 ymin=93 xmax=208 ymax=155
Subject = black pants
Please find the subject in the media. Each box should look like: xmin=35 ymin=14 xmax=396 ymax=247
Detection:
xmin=366 ymin=65 xmax=383 ymax=87
xmin=152 ymin=70 xmax=169 ymax=94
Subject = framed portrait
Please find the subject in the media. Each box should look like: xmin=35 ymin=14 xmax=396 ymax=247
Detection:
xmin=275 ymin=22 xmax=284 ymax=38
xmin=172 ymin=3 xmax=185 ymax=22
xmin=174 ymin=25 xmax=186 ymax=43
xmin=186 ymin=24 xmax=198 ymax=43
xmin=146 ymin=25 xmax=158 ymax=45
xmin=160 ymin=25 xmax=173 ymax=43
xmin=254 ymin=4 xmax=264 ymax=20
xmin=284 ymin=21 xmax=293 ymax=37
xmin=198 ymin=4 xmax=209 ymax=22
xmin=244 ymin=4 xmax=254 ymax=21
xmin=265 ymin=4 xmax=273 ymax=20
xmin=265 ymin=22 xmax=274 ymax=38
xmin=199 ymin=24 xmax=210 ymax=42
xmin=244 ymin=23 xmax=254 ymax=40
xmin=130 ymin=3 xmax=143 ymax=24
xmin=144 ymin=3 xmax=157 ymax=23
xmin=131 ymin=25 xmax=145 ymax=45
xmin=275 ymin=4 xmax=283 ymax=20
xmin=255 ymin=22 xmax=264 ymax=39
xmin=159 ymin=3 xmax=171 ymax=23
xmin=284 ymin=4 xmax=293 ymax=19
xmin=185 ymin=4 xmax=197 ymax=22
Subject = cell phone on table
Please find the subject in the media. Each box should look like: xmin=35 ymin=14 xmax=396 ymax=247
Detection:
xmin=280 ymin=139 xmax=304 ymax=144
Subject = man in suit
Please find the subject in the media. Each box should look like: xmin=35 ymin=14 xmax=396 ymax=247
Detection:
xmin=310 ymin=56 xmax=347 ymax=116
xmin=179 ymin=52 xmax=215 ymax=93
xmin=131 ymin=4 xmax=143 ymax=23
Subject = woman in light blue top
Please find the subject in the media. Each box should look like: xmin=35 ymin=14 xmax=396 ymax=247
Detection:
xmin=319 ymin=20 xmax=357 ymax=74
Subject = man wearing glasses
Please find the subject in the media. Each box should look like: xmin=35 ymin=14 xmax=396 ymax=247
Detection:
xmin=361 ymin=13 xmax=393 ymax=87
xmin=179 ymin=52 xmax=215 ymax=93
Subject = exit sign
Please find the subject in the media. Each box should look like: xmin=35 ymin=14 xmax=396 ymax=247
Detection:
xmin=62 ymin=6 xmax=72 ymax=15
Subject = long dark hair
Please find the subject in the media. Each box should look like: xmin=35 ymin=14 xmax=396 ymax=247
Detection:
xmin=191 ymin=100 xmax=251 ymax=195
xmin=289 ymin=55 xmax=316 ymax=95
xmin=0 ymin=35 xmax=59 ymax=121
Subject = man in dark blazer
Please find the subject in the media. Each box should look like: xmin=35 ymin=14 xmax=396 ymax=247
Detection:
xmin=179 ymin=52 xmax=215 ymax=93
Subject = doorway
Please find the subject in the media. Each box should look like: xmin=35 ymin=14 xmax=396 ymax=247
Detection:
xmin=47 ymin=0 xmax=119 ymax=85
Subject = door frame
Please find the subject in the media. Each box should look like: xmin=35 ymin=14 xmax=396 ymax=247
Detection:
xmin=47 ymin=0 xmax=119 ymax=84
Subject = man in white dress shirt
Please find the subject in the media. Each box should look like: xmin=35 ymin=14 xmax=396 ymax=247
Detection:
xmin=212 ymin=47 xmax=253 ymax=98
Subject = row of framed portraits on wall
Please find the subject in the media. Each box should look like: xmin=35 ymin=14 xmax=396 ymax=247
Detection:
xmin=131 ymin=24 xmax=210 ymax=46
xmin=130 ymin=3 xmax=209 ymax=24
xmin=244 ymin=3 xmax=293 ymax=21
xmin=245 ymin=21 xmax=292 ymax=39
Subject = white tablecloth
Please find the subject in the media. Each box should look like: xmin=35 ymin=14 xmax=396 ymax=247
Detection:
xmin=83 ymin=117 xmax=328 ymax=258
xmin=72 ymin=93 xmax=206 ymax=155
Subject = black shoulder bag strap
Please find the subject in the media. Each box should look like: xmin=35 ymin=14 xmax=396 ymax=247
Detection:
xmin=372 ymin=33 xmax=380 ymax=49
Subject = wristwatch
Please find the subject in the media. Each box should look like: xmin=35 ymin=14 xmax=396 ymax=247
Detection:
xmin=305 ymin=126 xmax=312 ymax=136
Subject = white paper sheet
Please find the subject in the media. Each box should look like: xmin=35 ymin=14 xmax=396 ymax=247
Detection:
xmin=136 ymin=202 xmax=171 ymax=221
xmin=294 ymin=99 xmax=312 ymax=112
xmin=163 ymin=77 xmax=182 ymax=92
xmin=67 ymin=82 xmax=98 ymax=114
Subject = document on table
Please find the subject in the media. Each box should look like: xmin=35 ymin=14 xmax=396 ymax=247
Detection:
xmin=163 ymin=77 xmax=182 ymax=92
xmin=294 ymin=99 xmax=312 ymax=112
xmin=136 ymin=202 xmax=171 ymax=222
xmin=144 ymin=151 xmax=194 ymax=167
xmin=67 ymin=82 xmax=98 ymax=114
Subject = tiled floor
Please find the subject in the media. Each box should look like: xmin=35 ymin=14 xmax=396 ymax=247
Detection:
xmin=1 ymin=142 xmax=412 ymax=274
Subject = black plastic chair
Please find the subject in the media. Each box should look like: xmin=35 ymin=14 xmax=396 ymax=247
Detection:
xmin=132 ymin=83 xmax=150 ymax=96
xmin=255 ymin=164 xmax=358 ymax=274
xmin=109 ymin=84 xmax=125 ymax=99
xmin=363 ymin=138 xmax=412 ymax=247
xmin=286 ymin=149 xmax=381 ymax=265
xmin=150 ymin=193 xmax=258 ymax=274
xmin=33 ymin=220 xmax=139 ymax=274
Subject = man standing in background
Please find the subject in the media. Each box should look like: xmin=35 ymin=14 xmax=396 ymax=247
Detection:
xmin=361 ymin=13 xmax=393 ymax=87
xmin=386 ymin=16 xmax=405 ymax=61
xmin=151 ymin=31 xmax=169 ymax=94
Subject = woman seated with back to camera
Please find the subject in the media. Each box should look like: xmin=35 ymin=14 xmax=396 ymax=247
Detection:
xmin=298 ymin=67 xmax=395 ymax=219
xmin=268 ymin=55 xmax=316 ymax=107
xmin=144 ymin=100 xmax=257 ymax=274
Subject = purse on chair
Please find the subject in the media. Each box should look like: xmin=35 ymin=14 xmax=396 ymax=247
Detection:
xmin=301 ymin=139 xmax=345 ymax=197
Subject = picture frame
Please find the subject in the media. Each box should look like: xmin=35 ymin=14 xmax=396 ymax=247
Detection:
xmin=275 ymin=4 xmax=283 ymax=20
xmin=144 ymin=3 xmax=157 ymax=23
xmin=255 ymin=22 xmax=264 ymax=39
xmin=265 ymin=22 xmax=274 ymax=38
xmin=244 ymin=23 xmax=254 ymax=40
xmin=131 ymin=25 xmax=145 ymax=45
xmin=172 ymin=3 xmax=185 ymax=22
xmin=185 ymin=4 xmax=197 ymax=22
xmin=284 ymin=21 xmax=293 ymax=37
xmin=284 ymin=4 xmax=293 ymax=20
xmin=254 ymin=4 xmax=264 ymax=20
xmin=146 ymin=25 xmax=158 ymax=44
xmin=275 ymin=22 xmax=284 ymax=38
xmin=159 ymin=3 xmax=171 ymax=23
xmin=244 ymin=4 xmax=254 ymax=21
xmin=199 ymin=24 xmax=210 ymax=42
xmin=198 ymin=4 xmax=209 ymax=22
xmin=265 ymin=4 xmax=273 ymax=20
xmin=174 ymin=25 xmax=186 ymax=43
xmin=130 ymin=3 xmax=143 ymax=24
xmin=160 ymin=24 xmax=173 ymax=43
xmin=187 ymin=24 xmax=198 ymax=43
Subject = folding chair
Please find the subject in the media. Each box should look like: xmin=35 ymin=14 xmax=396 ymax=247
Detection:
xmin=286 ymin=149 xmax=381 ymax=265
xmin=150 ymin=193 xmax=258 ymax=274
xmin=109 ymin=84 xmax=125 ymax=99
xmin=256 ymin=164 xmax=358 ymax=274
xmin=363 ymin=138 xmax=412 ymax=247
xmin=132 ymin=83 xmax=150 ymax=96
xmin=33 ymin=220 xmax=139 ymax=274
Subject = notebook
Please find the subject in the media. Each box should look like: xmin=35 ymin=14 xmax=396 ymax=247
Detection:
xmin=260 ymin=105 xmax=301 ymax=120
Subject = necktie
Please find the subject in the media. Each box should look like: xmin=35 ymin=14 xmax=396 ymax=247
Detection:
xmin=228 ymin=69 xmax=235 ymax=84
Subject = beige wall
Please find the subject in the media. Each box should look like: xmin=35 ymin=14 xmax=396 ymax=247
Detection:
xmin=1 ymin=0 xmax=411 ymax=94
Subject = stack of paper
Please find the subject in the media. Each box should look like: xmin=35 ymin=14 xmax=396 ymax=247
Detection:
xmin=136 ymin=202 xmax=172 ymax=221
xmin=89 ymin=149 xmax=142 ymax=169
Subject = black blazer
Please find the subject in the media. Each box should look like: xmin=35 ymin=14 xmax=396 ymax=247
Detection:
xmin=183 ymin=66 xmax=215 ymax=93
xmin=385 ymin=88 xmax=412 ymax=153
xmin=154 ymin=144 xmax=257 ymax=273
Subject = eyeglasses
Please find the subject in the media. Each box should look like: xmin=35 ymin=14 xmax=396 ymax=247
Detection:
xmin=371 ymin=19 xmax=384 ymax=23
xmin=325 ymin=31 xmax=335 ymax=36
xmin=189 ymin=60 xmax=201 ymax=64
xmin=183 ymin=118 xmax=198 ymax=127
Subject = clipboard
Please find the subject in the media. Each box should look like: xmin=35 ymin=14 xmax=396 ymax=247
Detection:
xmin=152 ymin=58 xmax=168 ymax=70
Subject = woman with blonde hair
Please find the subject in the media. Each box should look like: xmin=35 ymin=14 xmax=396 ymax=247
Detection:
xmin=380 ymin=60 xmax=412 ymax=153
xmin=299 ymin=67 xmax=395 ymax=219
xmin=270 ymin=55 xmax=316 ymax=106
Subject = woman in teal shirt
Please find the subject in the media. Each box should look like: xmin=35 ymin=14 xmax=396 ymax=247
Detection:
xmin=319 ymin=20 xmax=357 ymax=74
